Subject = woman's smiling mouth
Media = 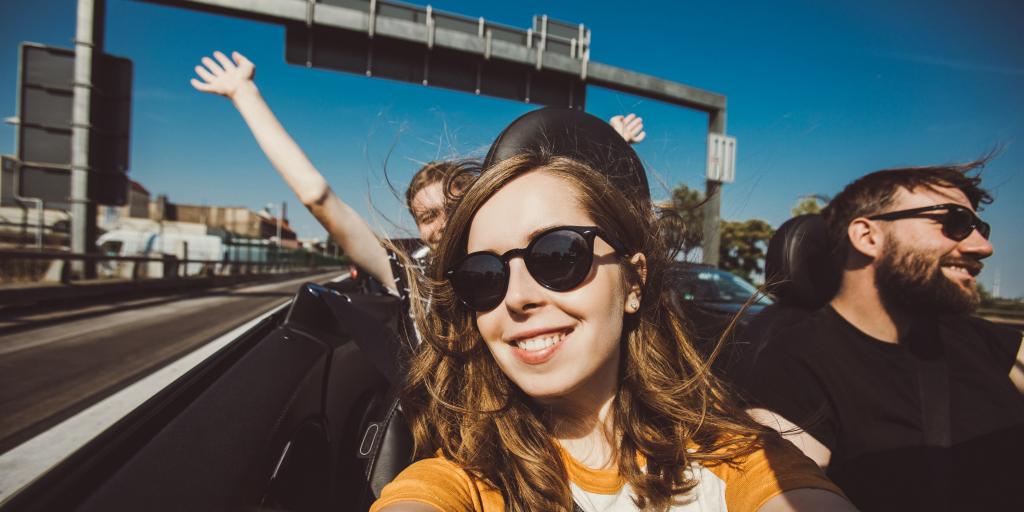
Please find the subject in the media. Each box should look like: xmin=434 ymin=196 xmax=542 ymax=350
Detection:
xmin=509 ymin=328 xmax=573 ymax=365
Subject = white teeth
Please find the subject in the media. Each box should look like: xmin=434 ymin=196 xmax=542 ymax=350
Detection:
xmin=515 ymin=332 xmax=566 ymax=352
xmin=943 ymin=265 xmax=970 ymax=276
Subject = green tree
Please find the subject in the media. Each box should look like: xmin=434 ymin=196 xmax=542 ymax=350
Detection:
xmin=661 ymin=183 xmax=774 ymax=279
xmin=661 ymin=183 xmax=705 ymax=260
xmin=718 ymin=219 xmax=774 ymax=282
xmin=790 ymin=194 xmax=830 ymax=216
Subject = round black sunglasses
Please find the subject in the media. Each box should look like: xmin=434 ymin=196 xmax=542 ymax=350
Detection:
xmin=446 ymin=225 xmax=627 ymax=311
xmin=867 ymin=203 xmax=990 ymax=241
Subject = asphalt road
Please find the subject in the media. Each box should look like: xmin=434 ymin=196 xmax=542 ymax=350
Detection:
xmin=0 ymin=271 xmax=341 ymax=453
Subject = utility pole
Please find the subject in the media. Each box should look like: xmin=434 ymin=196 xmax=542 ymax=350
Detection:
xmin=701 ymin=108 xmax=726 ymax=267
xmin=70 ymin=0 xmax=104 ymax=277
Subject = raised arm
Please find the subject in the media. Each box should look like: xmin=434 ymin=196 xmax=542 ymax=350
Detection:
xmin=609 ymin=113 xmax=647 ymax=144
xmin=191 ymin=51 xmax=396 ymax=292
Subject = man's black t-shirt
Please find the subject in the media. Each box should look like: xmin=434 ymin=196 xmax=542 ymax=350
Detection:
xmin=746 ymin=306 xmax=1024 ymax=511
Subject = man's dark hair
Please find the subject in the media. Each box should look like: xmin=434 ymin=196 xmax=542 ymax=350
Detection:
xmin=822 ymin=158 xmax=994 ymax=263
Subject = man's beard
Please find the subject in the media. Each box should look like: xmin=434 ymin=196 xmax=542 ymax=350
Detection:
xmin=875 ymin=237 xmax=982 ymax=315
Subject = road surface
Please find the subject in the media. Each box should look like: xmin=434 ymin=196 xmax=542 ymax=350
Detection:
xmin=0 ymin=271 xmax=341 ymax=453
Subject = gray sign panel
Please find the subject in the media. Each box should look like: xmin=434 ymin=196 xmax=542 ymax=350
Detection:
xmin=16 ymin=43 xmax=132 ymax=206
xmin=18 ymin=45 xmax=75 ymax=167
xmin=19 ymin=165 xmax=71 ymax=210
xmin=0 ymin=156 xmax=71 ymax=210
xmin=285 ymin=24 xmax=586 ymax=108
xmin=283 ymin=0 xmax=587 ymax=108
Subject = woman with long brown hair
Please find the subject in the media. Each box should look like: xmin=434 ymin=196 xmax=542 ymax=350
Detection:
xmin=371 ymin=110 xmax=854 ymax=512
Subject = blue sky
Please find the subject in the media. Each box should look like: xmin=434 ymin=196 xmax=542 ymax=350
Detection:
xmin=1 ymin=0 xmax=1022 ymax=297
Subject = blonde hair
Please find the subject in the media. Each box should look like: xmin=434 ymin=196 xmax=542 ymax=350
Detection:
xmin=405 ymin=159 xmax=478 ymax=212
xmin=403 ymin=153 xmax=767 ymax=511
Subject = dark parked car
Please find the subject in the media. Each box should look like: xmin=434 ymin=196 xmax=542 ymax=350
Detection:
xmin=667 ymin=264 xmax=773 ymax=378
xmin=669 ymin=264 xmax=772 ymax=318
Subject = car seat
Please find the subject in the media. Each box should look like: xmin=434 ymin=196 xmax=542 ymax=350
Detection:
xmin=483 ymin=107 xmax=650 ymax=203
xmin=731 ymin=214 xmax=840 ymax=390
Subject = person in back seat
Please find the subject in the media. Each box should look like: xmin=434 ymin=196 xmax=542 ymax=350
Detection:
xmin=370 ymin=109 xmax=855 ymax=511
xmin=190 ymin=51 xmax=646 ymax=301
xmin=746 ymin=160 xmax=1024 ymax=511
xmin=190 ymin=51 xmax=475 ymax=298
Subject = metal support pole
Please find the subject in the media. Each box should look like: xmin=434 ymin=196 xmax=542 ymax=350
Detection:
xmin=701 ymin=108 xmax=726 ymax=267
xmin=70 ymin=0 xmax=104 ymax=278
xmin=277 ymin=201 xmax=283 ymax=244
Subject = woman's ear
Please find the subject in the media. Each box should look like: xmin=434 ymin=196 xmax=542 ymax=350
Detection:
xmin=624 ymin=252 xmax=647 ymax=314
xmin=630 ymin=252 xmax=648 ymax=284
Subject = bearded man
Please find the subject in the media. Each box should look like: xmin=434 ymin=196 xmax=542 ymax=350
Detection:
xmin=745 ymin=161 xmax=1024 ymax=512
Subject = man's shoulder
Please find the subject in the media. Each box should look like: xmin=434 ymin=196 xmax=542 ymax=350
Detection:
xmin=754 ymin=306 xmax=846 ymax=353
xmin=942 ymin=314 xmax=1019 ymax=338
xmin=738 ymin=306 xmax=847 ymax=387
xmin=941 ymin=314 xmax=1022 ymax=367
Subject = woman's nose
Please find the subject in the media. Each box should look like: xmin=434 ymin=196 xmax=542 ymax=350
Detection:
xmin=502 ymin=258 xmax=545 ymax=313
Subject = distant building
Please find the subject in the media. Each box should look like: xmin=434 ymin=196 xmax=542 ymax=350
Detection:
xmin=3 ymin=167 xmax=297 ymax=247
xmin=111 ymin=191 xmax=297 ymax=242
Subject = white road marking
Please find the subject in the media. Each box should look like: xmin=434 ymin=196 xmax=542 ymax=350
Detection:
xmin=0 ymin=273 xmax=348 ymax=505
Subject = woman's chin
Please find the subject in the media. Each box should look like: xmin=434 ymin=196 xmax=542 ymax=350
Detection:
xmin=514 ymin=376 xmax=579 ymax=403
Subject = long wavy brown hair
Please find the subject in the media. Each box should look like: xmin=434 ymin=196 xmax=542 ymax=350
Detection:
xmin=403 ymin=153 xmax=769 ymax=511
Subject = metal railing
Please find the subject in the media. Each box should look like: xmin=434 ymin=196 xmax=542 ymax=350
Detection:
xmin=0 ymin=247 xmax=347 ymax=284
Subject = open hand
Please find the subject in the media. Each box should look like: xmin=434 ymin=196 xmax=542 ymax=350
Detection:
xmin=191 ymin=51 xmax=256 ymax=99
xmin=609 ymin=113 xmax=647 ymax=144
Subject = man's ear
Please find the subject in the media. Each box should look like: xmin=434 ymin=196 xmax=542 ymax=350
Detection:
xmin=848 ymin=218 xmax=884 ymax=260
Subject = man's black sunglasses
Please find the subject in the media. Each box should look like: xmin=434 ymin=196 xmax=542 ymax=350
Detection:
xmin=446 ymin=225 xmax=627 ymax=312
xmin=867 ymin=203 xmax=990 ymax=241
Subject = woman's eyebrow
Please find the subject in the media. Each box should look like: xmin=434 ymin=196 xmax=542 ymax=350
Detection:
xmin=468 ymin=223 xmax=563 ymax=253
xmin=525 ymin=224 xmax=561 ymax=242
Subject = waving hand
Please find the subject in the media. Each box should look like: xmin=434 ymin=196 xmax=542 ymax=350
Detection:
xmin=609 ymin=113 xmax=647 ymax=145
xmin=191 ymin=51 xmax=256 ymax=99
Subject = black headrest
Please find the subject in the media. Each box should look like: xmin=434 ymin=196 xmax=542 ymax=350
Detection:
xmin=483 ymin=107 xmax=650 ymax=203
xmin=764 ymin=214 xmax=841 ymax=309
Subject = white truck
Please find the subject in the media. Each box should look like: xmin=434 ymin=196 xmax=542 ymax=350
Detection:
xmin=97 ymin=229 xmax=227 ymax=277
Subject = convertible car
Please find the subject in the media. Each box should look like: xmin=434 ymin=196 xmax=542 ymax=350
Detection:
xmin=3 ymin=217 xmax=830 ymax=511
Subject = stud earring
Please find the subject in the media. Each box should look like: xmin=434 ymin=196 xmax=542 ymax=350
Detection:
xmin=630 ymin=300 xmax=639 ymax=310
